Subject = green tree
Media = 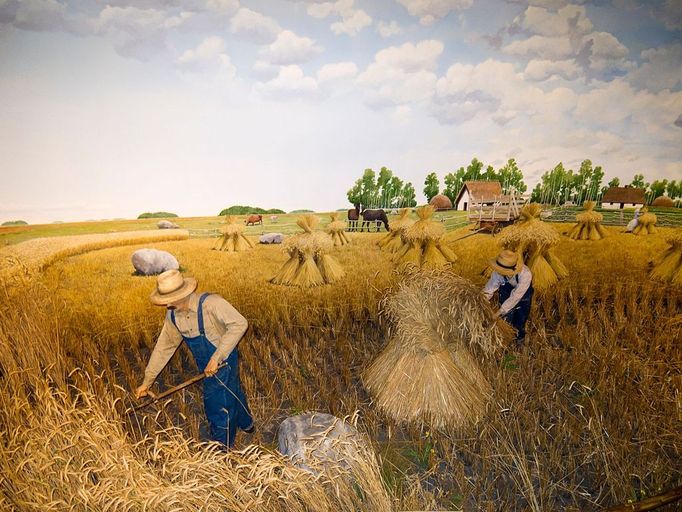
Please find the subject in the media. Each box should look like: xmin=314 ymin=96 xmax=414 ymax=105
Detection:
xmin=530 ymin=163 xmax=575 ymax=205
xmin=571 ymin=160 xmax=604 ymax=204
xmin=496 ymin=158 xmax=527 ymax=195
xmin=423 ymin=172 xmax=440 ymax=202
xmin=402 ymin=182 xmax=417 ymax=207
xmin=443 ymin=167 xmax=467 ymax=203
xmin=666 ymin=180 xmax=680 ymax=200
xmin=347 ymin=167 xmax=415 ymax=208
xmin=630 ymin=174 xmax=646 ymax=189
xmin=347 ymin=168 xmax=378 ymax=208
xmin=648 ymin=179 xmax=668 ymax=203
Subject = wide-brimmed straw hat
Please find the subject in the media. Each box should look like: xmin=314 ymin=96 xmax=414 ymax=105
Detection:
xmin=150 ymin=269 xmax=197 ymax=306
xmin=489 ymin=249 xmax=523 ymax=277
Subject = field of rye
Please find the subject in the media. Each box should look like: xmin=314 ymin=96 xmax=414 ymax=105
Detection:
xmin=0 ymin=221 xmax=681 ymax=511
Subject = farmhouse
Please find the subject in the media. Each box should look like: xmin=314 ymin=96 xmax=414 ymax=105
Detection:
xmin=454 ymin=181 xmax=503 ymax=211
xmin=600 ymin=186 xmax=645 ymax=210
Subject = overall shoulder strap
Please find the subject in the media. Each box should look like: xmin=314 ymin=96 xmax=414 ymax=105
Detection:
xmin=170 ymin=309 xmax=177 ymax=327
xmin=197 ymin=293 xmax=212 ymax=336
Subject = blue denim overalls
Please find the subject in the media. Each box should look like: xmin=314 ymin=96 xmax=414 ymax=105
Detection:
xmin=171 ymin=293 xmax=253 ymax=447
xmin=499 ymin=278 xmax=534 ymax=344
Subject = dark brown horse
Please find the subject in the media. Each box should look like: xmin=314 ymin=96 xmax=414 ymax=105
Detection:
xmin=347 ymin=204 xmax=360 ymax=231
xmin=360 ymin=207 xmax=389 ymax=232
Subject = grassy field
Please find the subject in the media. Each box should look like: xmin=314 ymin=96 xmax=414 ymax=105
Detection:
xmin=0 ymin=210 xmax=470 ymax=246
xmin=1 ymin=218 xmax=680 ymax=510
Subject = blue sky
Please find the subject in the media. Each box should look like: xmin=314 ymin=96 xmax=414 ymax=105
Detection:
xmin=0 ymin=0 xmax=680 ymax=223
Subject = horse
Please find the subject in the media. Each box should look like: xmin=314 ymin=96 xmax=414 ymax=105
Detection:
xmin=360 ymin=208 xmax=389 ymax=232
xmin=347 ymin=204 xmax=360 ymax=232
xmin=245 ymin=214 xmax=263 ymax=226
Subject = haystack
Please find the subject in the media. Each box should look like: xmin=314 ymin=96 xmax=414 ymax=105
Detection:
xmin=395 ymin=205 xmax=456 ymax=270
xmin=270 ymin=215 xmax=344 ymax=287
xmin=213 ymin=216 xmax=254 ymax=252
xmin=498 ymin=203 xmax=568 ymax=291
xmin=377 ymin=209 xmax=413 ymax=253
xmin=429 ymin=194 xmax=452 ymax=211
xmin=650 ymin=230 xmax=682 ymax=284
xmin=632 ymin=209 xmax=657 ymax=236
xmin=327 ymin=212 xmax=350 ymax=247
xmin=567 ymin=201 xmax=608 ymax=240
xmin=364 ymin=269 xmax=511 ymax=429
xmin=651 ymin=195 xmax=674 ymax=208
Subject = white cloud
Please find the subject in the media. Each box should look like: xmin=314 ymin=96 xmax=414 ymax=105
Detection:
xmin=357 ymin=40 xmax=444 ymax=108
xmin=397 ymin=0 xmax=473 ymax=26
xmin=627 ymin=43 xmax=682 ymax=93
xmin=376 ymin=20 xmax=403 ymax=38
xmin=392 ymin=105 xmax=412 ymax=125
xmin=252 ymin=59 xmax=279 ymax=80
xmin=513 ymin=5 xmax=592 ymax=37
xmin=524 ymin=59 xmax=581 ymax=81
xmin=205 ymin=0 xmax=239 ymax=16
xmin=254 ymin=65 xmax=319 ymax=100
xmin=374 ymin=40 xmax=444 ymax=72
xmin=8 ymin=0 xmax=66 ymax=31
xmin=177 ymin=36 xmax=235 ymax=78
xmin=582 ymin=31 xmax=629 ymax=72
xmin=229 ymin=7 xmax=281 ymax=44
xmin=317 ymin=61 xmax=358 ymax=82
xmin=331 ymin=8 xmax=371 ymax=36
xmin=306 ymin=0 xmax=371 ymax=36
xmin=260 ymin=30 xmax=323 ymax=65
xmin=503 ymin=35 xmax=574 ymax=60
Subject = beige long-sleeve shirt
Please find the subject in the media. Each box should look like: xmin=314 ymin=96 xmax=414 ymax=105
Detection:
xmin=142 ymin=292 xmax=248 ymax=388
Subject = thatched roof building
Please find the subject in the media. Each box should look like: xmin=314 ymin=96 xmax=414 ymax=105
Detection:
xmin=454 ymin=181 xmax=502 ymax=211
xmin=601 ymin=186 xmax=645 ymax=209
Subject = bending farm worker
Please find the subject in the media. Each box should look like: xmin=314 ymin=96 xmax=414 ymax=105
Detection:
xmin=482 ymin=249 xmax=534 ymax=347
xmin=135 ymin=269 xmax=254 ymax=448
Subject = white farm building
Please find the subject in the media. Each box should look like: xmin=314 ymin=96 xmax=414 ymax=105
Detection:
xmin=454 ymin=181 xmax=503 ymax=211
xmin=600 ymin=186 xmax=646 ymax=210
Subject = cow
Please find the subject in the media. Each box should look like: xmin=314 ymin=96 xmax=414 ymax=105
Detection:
xmin=245 ymin=214 xmax=263 ymax=226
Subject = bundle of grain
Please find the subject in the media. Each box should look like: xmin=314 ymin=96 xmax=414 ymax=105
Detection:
xmin=214 ymin=215 xmax=254 ymax=252
xmin=395 ymin=205 xmax=456 ymax=269
xmin=327 ymin=212 xmax=351 ymax=247
xmin=378 ymin=208 xmax=413 ymax=253
xmin=270 ymin=215 xmax=344 ymax=287
xmin=650 ymin=230 xmax=682 ymax=284
xmin=632 ymin=210 xmax=657 ymax=236
xmin=498 ymin=203 xmax=568 ymax=291
xmin=363 ymin=269 xmax=511 ymax=429
xmin=567 ymin=201 xmax=608 ymax=241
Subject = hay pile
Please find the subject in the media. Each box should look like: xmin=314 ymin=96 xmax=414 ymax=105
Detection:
xmin=498 ymin=203 xmax=568 ymax=291
xmin=214 ymin=216 xmax=254 ymax=252
xmin=377 ymin=208 xmax=413 ymax=253
xmin=633 ymin=210 xmax=657 ymax=236
xmin=364 ymin=269 xmax=511 ymax=429
xmin=270 ymin=215 xmax=345 ymax=287
xmin=327 ymin=212 xmax=351 ymax=247
xmin=650 ymin=230 xmax=682 ymax=284
xmin=567 ymin=201 xmax=607 ymax=240
xmin=395 ymin=205 xmax=456 ymax=269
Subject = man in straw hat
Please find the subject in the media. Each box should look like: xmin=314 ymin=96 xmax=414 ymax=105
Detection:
xmin=135 ymin=269 xmax=254 ymax=448
xmin=483 ymin=249 xmax=534 ymax=346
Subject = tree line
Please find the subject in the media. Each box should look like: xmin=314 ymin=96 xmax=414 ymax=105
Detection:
xmin=347 ymin=159 xmax=679 ymax=209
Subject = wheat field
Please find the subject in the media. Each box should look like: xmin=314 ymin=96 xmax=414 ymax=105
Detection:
xmin=1 ymin=222 xmax=680 ymax=511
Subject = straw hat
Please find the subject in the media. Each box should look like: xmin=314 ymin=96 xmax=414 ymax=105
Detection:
xmin=489 ymin=249 xmax=522 ymax=277
xmin=150 ymin=269 xmax=197 ymax=305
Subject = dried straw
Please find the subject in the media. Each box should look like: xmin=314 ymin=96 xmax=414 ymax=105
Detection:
xmin=378 ymin=209 xmax=413 ymax=253
xmin=632 ymin=211 xmax=657 ymax=236
xmin=270 ymin=216 xmax=345 ymax=287
xmin=214 ymin=215 xmax=255 ymax=252
xmin=498 ymin=203 xmax=568 ymax=291
xmin=364 ymin=269 xmax=511 ymax=429
xmin=650 ymin=230 xmax=682 ymax=284
xmin=567 ymin=201 xmax=608 ymax=241
xmin=395 ymin=206 xmax=456 ymax=270
xmin=327 ymin=212 xmax=351 ymax=247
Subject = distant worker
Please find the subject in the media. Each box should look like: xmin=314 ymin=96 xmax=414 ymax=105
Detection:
xmin=483 ymin=249 xmax=534 ymax=346
xmin=135 ymin=269 xmax=254 ymax=448
xmin=626 ymin=206 xmax=642 ymax=233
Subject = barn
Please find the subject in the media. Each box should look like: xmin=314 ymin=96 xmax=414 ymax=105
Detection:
xmin=600 ymin=186 xmax=646 ymax=210
xmin=454 ymin=181 xmax=503 ymax=211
